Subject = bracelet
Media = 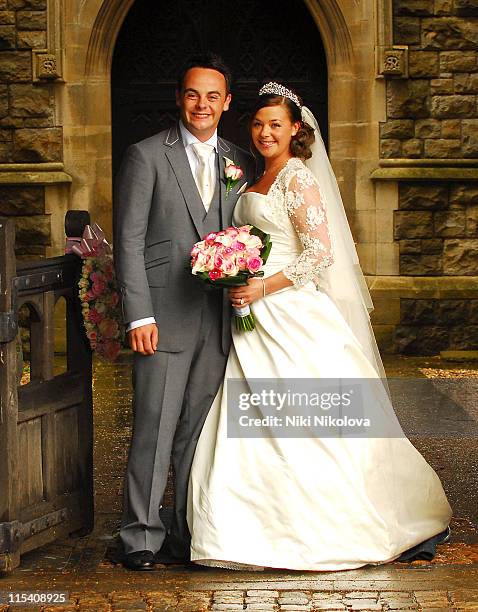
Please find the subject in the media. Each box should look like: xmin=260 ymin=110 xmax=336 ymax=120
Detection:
xmin=261 ymin=277 xmax=266 ymax=298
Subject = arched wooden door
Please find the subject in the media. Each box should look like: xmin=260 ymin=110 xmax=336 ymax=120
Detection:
xmin=111 ymin=0 xmax=328 ymax=177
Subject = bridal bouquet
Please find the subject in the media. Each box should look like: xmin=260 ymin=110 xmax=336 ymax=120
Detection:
xmin=190 ymin=225 xmax=271 ymax=331
xmin=68 ymin=223 xmax=125 ymax=361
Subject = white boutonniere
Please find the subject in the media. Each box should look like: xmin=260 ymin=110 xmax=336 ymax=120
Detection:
xmin=223 ymin=157 xmax=244 ymax=199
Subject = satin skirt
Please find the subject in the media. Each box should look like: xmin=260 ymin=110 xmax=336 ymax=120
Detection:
xmin=187 ymin=282 xmax=452 ymax=570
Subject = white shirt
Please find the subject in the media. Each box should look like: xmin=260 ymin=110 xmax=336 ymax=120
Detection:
xmin=179 ymin=120 xmax=218 ymax=188
xmin=126 ymin=122 xmax=218 ymax=332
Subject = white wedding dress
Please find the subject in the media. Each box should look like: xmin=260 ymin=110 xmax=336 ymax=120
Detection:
xmin=187 ymin=158 xmax=452 ymax=571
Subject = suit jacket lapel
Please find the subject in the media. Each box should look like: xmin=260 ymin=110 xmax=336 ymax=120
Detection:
xmin=164 ymin=124 xmax=204 ymax=238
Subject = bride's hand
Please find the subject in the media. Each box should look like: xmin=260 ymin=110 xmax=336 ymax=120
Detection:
xmin=228 ymin=278 xmax=265 ymax=308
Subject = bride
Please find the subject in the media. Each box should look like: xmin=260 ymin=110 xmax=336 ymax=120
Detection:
xmin=186 ymin=82 xmax=452 ymax=571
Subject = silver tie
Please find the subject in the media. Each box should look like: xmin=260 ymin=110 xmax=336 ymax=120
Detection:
xmin=192 ymin=142 xmax=215 ymax=211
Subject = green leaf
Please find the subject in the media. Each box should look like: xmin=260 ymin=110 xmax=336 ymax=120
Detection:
xmin=261 ymin=240 xmax=272 ymax=264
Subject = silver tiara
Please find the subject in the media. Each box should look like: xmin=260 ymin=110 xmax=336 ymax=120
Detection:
xmin=259 ymin=82 xmax=302 ymax=109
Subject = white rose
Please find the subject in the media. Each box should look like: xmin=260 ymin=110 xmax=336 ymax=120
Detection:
xmin=215 ymin=234 xmax=233 ymax=247
xmin=245 ymin=234 xmax=262 ymax=249
xmin=236 ymin=231 xmax=251 ymax=244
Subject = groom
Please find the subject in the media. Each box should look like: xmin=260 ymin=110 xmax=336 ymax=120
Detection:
xmin=114 ymin=53 xmax=254 ymax=570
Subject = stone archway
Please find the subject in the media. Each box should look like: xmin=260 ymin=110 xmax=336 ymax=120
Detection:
xmin=59 ymin=0 xmax=383 ymax=276
xmin=111 ymin=0 xmax=328 ymax=178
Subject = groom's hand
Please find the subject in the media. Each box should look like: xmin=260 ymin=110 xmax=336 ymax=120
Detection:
xmin=127 ymin=323 xmax=158 ymax=355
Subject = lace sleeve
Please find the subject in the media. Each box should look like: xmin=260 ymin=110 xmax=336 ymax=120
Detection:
xmin=282 ymin=165 xmax=334 ymax=288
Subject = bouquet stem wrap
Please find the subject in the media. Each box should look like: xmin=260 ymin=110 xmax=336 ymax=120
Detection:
xmin=233 ymin=304 xmax=255 ymax=332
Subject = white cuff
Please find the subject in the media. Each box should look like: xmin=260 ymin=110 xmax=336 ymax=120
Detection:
xmin=126 ymin=317 xmax=156 ymax=332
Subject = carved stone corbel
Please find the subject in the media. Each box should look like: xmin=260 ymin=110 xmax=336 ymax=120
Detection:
xmin=375 ymin=0 xmax=409 ymax=79
xmin=381 ymin=46 xmax=409 ymax=78
xmin=32 ymin=0 xmax=63 ymax=82
xmin=35 ymin=53 xmax=61 ymax=81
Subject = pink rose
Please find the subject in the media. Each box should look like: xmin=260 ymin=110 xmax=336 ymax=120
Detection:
xmin=209 ymin=269 xmax=223 ymax=280
xmin=237 ymin=256 xmax=247 ymax=270
xmin=204 ymin=233 xmax=217 ymax=245
xmin=88 ymin=308 xmax=103 ymax=324
xmin=223 ymin=259 xmax=238 ymax=275
xmin=232 ymin=240 xmax=246 ymax=251
xmin=226 ymin=227 xmax=239 ymax=238
xmin=245 ymin=247 xmax=261 ymax=258
xmin=224 ymin=164 xmax=243 ymax=181
xmin=90 ymin=271 xmax=105 ymax=283
xmin=214 ymin=253 xmax=224 ymax=269
xmin=92 ymin=280 xmax=107 ymax=297
xmin=247 ymin=256 xmax=262 ymax=273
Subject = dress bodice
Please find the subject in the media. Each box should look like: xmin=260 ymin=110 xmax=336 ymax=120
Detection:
xmin=233 ymin=191 xmax=301 ymax=276
xmin=232 ymin=157 xmax=334 ymax=286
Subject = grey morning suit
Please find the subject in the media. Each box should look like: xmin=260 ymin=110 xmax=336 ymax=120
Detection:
xmin=114 ymin=124 xmax=254 ymax=556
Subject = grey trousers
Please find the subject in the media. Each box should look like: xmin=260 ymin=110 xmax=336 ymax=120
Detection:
xmin=120 ymin=292 xmax=227 ymax=555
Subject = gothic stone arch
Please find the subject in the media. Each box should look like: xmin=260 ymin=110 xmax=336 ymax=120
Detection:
xmin=59 ymin=0 xmax=385 ymax=279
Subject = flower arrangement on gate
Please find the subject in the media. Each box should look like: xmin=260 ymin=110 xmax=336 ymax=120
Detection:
xmin=67 ymin=223 xmax=124 ymax=361
xmin=190 ymin=224 xmax=272 ymax=331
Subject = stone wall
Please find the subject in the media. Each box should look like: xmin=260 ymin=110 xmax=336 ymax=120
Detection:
xmin=383 ymin=0 xmax=478 ymax=160
xmin=396 ymin=297 xmax=478 ymax=354
xmin=382 ymin=0 xmax=478 ymax=354
xmin=0 ymin=185 xmax=49 ymax=257
xmin=0 ymin=0 xmax=57 ymax=258
xmin=395 ymin=181 xmax=478 ymax=275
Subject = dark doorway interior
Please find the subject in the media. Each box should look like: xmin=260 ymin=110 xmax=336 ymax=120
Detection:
xmin=111 ymin=0 xmax=328 ymax=178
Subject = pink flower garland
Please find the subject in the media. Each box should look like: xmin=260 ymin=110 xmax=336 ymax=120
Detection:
xmin=78 ymin=253 xmax=124 ymax=361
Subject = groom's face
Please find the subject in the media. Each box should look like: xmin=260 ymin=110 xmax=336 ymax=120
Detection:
xmin=176 ymin=67 xmax=231 ymax=141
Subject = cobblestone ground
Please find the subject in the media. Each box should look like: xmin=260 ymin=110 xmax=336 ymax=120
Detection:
xmin=0 ymin=353 xmax=477 ymax=611
xmin=1 ymin=569 xmax=478 ymax=611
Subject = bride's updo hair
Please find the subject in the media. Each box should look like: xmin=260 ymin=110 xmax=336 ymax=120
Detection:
xmin=250 ymin=88 xmax=315 ymax=160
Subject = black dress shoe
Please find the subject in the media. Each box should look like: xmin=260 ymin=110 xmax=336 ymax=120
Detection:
xmin=438 ymin=525 xmax=451 ymax=543
xmin=122 ymin=550 xmax=156 ymax=571
xmin=398 ymin=526 xmax=451 ymax=562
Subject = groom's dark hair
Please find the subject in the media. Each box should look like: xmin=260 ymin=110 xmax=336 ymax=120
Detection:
xmin=177 ymin=52 xmax=232 ymax=93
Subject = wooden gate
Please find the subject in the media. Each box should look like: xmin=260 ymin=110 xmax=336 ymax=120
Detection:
xmin=0 ymin=214 xmax=93 ymax=572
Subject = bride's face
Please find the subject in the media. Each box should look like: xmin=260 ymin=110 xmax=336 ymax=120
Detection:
xmin=251 ymin=105 xmax=300 ymax=161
